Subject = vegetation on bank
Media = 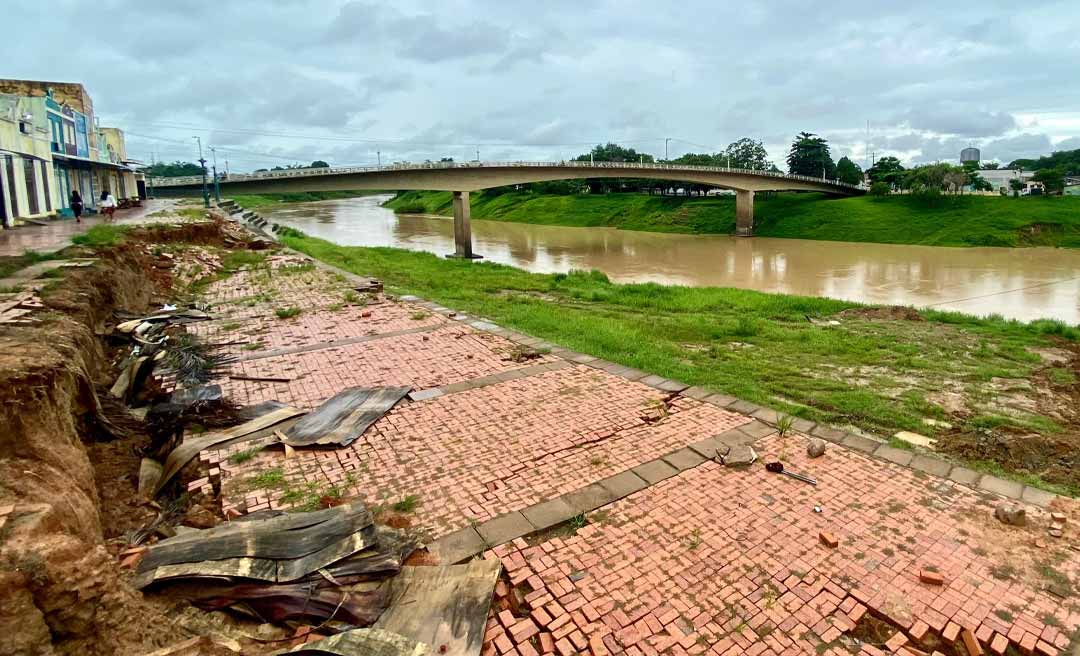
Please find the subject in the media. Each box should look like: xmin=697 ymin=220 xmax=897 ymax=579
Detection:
xmin=232 ymin=190 xmax=386 ymax=209
xmin=281 ymin=232 xmax=1080 ymax=495
xmin=384 ymin=190 xmax=1080 ymax=247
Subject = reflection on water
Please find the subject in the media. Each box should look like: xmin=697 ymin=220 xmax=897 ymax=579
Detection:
xmin=263 ymin=195 xmax=1080 ymax=324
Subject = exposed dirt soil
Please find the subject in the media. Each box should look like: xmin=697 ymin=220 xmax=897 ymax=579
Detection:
xmin=837 ymin=305 xmax=925 ymax=321
xmin=0 ymin=216 xmax=280 ymax=655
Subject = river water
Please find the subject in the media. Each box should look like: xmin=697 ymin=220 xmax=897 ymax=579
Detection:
xmin=262 ymin=195 xmax=1080 ymax=324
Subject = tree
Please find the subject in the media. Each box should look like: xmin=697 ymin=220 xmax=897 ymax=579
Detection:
xmin=835 ymin=156 xmax=863 ymax=185
xmin=1009 ymin=178 xmax=1025 ymax=197
xmin=724 ymin=138 xmax=772 ymax=170
xmin=310 ymin=160 xmax=330 ymax=168
xmin=1008 ymin=147 xmax=1080 ymax=176
xmin=869 ymin=181 xmax=891 ymax=196
xmin=146 ymin=160 xmax=204 ymax=177
xmin=982 ymin=162 xmax=1000 ymax=170
xmin=786 ymin=132 xmax=836 ymax=178
xmin=1032 ymin=168 xmax=1065 ymax=194
xmin=575 ymin=143 xmax=654 ymax=163
xmin=866 ymin=156 xmax=905 ymax=186
xmin=967 ymin=170 xmax=993 ymax=193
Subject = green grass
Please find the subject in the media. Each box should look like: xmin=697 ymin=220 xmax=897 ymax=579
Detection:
xmin=392 ymin=494 xmax=421 ymax=513
xmin=71 ymin=224 xmax=129 ymax=248
xmin=0 ymin=250 xmax=64 ymax=279
xmin=385 ymin=190 xmax=1080 ymax=248
xmin=275 ymin=306 xmax=302 ymax=319
xmin=231 ymin=190 xmax=387 ymax=210
xmin=282 ymin=233 xmax=1079 ymax=491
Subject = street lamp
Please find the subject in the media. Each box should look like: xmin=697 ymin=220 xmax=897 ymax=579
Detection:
xmin=209 ymin=147 xmax=221 ymax=202
xmin=193 ymin=136 xmax=208 ymax=208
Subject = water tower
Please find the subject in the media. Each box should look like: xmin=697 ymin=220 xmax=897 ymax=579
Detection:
xmin=960 ymin=147 xmax=981 ymax=166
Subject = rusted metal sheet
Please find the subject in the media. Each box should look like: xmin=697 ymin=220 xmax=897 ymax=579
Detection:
xmin=374 ymin=560 xmax=502 ymax=656
xmin=153 ymin=403 xmax=304 ymax=495
xmin=284 ymin=628 xmax=428 ymax=656
xmin=134 ymin=502 xmax=374 ymax=588
xmin=284 ymin=387 xmax=410 ymax=447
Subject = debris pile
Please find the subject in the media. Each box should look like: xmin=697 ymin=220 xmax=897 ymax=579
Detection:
xmin=0 ymin=289 xmax=43 ymax=324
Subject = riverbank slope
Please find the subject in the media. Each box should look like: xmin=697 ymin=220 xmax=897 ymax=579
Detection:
xmin=282 ymin=231 xmax=1080 ymax=496
xmin=385 ymin=190 xmax=1080 ymax=248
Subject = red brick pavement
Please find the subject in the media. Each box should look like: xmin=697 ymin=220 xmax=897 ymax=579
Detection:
xmin=214 ymin=365 xmax=749 ymax=534
xmin=0 ymin=199 xmax=181 ymax=256
xmin=483 ymin=434 xmax=1080 ymax=656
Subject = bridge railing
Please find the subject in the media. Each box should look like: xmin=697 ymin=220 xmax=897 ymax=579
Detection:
xmin=150 ymin=160 xmax=863 ymax=190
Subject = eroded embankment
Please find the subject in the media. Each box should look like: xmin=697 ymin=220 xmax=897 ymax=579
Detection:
xmin=0 ymin=222 xmax=228 ymax=655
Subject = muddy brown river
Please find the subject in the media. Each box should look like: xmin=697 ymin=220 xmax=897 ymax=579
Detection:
xmin=262 ymin=195 xmax=1080 ymax=324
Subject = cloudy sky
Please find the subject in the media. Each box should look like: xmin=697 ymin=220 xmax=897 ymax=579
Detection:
xmin=4 ymin=0 xmax=1079 ymax=172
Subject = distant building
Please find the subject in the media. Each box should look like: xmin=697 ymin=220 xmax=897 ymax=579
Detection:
xmin=0 ymin=79 xmax=138 ymax=227
xmin=977 ymin=168 xmax=1042 ymax=195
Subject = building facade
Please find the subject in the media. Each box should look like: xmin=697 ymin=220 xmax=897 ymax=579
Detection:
xmin=0 ymin=79 xmax=139 ymax=227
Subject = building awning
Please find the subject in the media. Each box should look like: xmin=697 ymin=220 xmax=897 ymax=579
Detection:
xmin=51 ymin=152 xmax=134 ymax=171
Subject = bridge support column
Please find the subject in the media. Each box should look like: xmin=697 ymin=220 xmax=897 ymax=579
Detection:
xmin=735 ymin=189 xmax=754 ymax=236
xmin=447 ymin=191 xmax=482 ymax=259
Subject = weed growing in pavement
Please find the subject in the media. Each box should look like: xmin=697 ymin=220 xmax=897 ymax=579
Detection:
xmin=0 ymin=285 xmax=22 ymax=293
xmin=1037 ymin=561 xmax=1074 ymax=597
xmin=776 ymin=414 xmax=794 ymax=439
xmin=392 ymin=494 xmax=421 ymax=513
xmin=275 ymin=306 xmax=302 ymax=319
xmin=228 ymin=448 xmax=261 ymax=464
xmin=569 ymin=513 xmax=587 ymax=529
xmin=242 ymin=342 xmax=264 ymax=351
xmin=343 ymin=290 xmax=364 ymax=305
xmin=994 ymin=609 xmax=1014 ymax=622
xmin=220 ymin=321 xmax=241 ymax=331
xmin=328 ymin=302 xmax=345 ymax=312
xmin=410 ymin=311 xmax=430 ymax=320
xmin=990 ymin=564 xmax=1017 ymax=580
xmin=684 ymin=528 xmax=703 ymax=550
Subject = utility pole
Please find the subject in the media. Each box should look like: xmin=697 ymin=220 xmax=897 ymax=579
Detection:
xmin=194 ymin=136 xmax=208 ymax=208
xmin=475 ymin=146 xmax=480 ymax=162
xmin=665 ymin=137 xmax=671 ymax=162
xmin=377 ymin=150 xmax=381 ymax=166
xmin=865 ymin=120 xmax=871 ymax=171
xmin=148 ymin=151 xmax=155 ymax=199
xmin=209 ymin=147 xmax=221 ymax=202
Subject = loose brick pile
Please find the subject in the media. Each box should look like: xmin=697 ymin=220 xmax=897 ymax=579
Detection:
xmin=483 ymin=434 xmax=1079 ymax=656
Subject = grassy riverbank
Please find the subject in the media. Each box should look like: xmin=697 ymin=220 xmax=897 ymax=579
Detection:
xmin=232 ymin=190 xmax=386 ymax=210
xmin=282 ymin=232 xmax=1080 ymax=495
xmin=386 ymin=190 xmax=1080 ymax=248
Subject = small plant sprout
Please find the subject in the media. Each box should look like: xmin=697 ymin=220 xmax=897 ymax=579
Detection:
xmin=776 ymin=414 xmax=795 ymax=438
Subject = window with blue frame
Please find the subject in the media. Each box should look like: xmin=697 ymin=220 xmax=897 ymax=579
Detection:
xmin=75 ymin=113 xmax=89 ymax=158
xmin=48 ymin=114 xmax=63 ymax=153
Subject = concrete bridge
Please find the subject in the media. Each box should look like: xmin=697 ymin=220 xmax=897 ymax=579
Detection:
xmin=152 ymin=161 xmax=863 ymax=257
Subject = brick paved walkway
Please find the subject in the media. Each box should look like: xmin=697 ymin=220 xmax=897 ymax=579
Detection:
xmin=0 ymin=199 xmax=179 ymax=256
xmin=485 ymin=434 xmax=1080 ymax=656
xmin=186 ymin=244 xmax=1080 ymax=656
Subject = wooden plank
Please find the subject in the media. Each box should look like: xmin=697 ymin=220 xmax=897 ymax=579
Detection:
xmin=284 ymin=386 xmax=410 ymax=447
xmin=374 ymin=560 xmax=502 ymax=656
xmin=138 ymin=458 xmax=163 ymax=497
xmin=153 ymin=404 xmax=304 ymax=495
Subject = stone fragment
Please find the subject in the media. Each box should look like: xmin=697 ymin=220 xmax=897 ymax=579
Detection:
xmin=994 ymin=503 xmax=1026 ymax=526
xmin=919 ymin=569 xmax=944 ymax=586
xmin=960 ymin=628 xmax=983 ymax=656
xmin=717 ymin=444 xmax=756 ymax=467
xmin=1048 ymin=526 xmax=1063 ymax=538
xmin=1051 ymin=512 xmax=1067 ymax=524
xmin=893 ymin=430 xmax=937 ymax=449
xmin=806 ymin=438 xmax=827 ymax=458
xmin=819 ymin=531 xmax=839 ymax=548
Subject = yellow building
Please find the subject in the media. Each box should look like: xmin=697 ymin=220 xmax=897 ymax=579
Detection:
xmin=0 ymin=79 xmax=139 ymax=227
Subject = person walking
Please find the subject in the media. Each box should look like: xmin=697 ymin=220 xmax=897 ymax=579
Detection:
xmin=70 ymin=189 xmax=84 ymax=223
xmin=100 ymin=190 xmax=117 ymax=222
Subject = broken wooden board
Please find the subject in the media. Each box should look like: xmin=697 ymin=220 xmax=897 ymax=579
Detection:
xmin=284 ymin=628 xmax=428 ymax=656
xmin=152 ymin=403 xmax=304 ymax=495
xmin=373 ymin=559 xmax=502 ymax=656
xmin=135 ymin=501 xmax=374 ymax=588
xmin=284 ymin=386 xmax=410 ymax=447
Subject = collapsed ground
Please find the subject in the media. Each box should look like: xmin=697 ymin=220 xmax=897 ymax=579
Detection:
xmin=2 ymin=205 xmax=1080 ymax=656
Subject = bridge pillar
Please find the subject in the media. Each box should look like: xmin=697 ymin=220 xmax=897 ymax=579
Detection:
xmin=447 ymin=191 xmax=482 ymax=259
xmin=735 ymin=189 xmax=754 ymax=236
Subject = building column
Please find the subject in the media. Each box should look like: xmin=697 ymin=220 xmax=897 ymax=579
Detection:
xmin=447 ymin=190 xmax=482 ymax=259
xmin=735 ymin=189 xmax=754 ymax=236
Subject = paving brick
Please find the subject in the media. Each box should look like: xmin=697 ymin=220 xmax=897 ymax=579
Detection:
xmin=729 ymin=399 xmax=762 ymax=414
xmin=737 ymin=420 xmax=776 ymax=440
xmin=751 ymin=407 xmax=780 ymax=424
xmin=702 ymin=393 xmax=738 ymax=408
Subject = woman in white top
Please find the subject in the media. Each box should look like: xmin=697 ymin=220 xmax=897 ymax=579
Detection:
xmin=100 ymin=191 xmax=117 ymax=221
